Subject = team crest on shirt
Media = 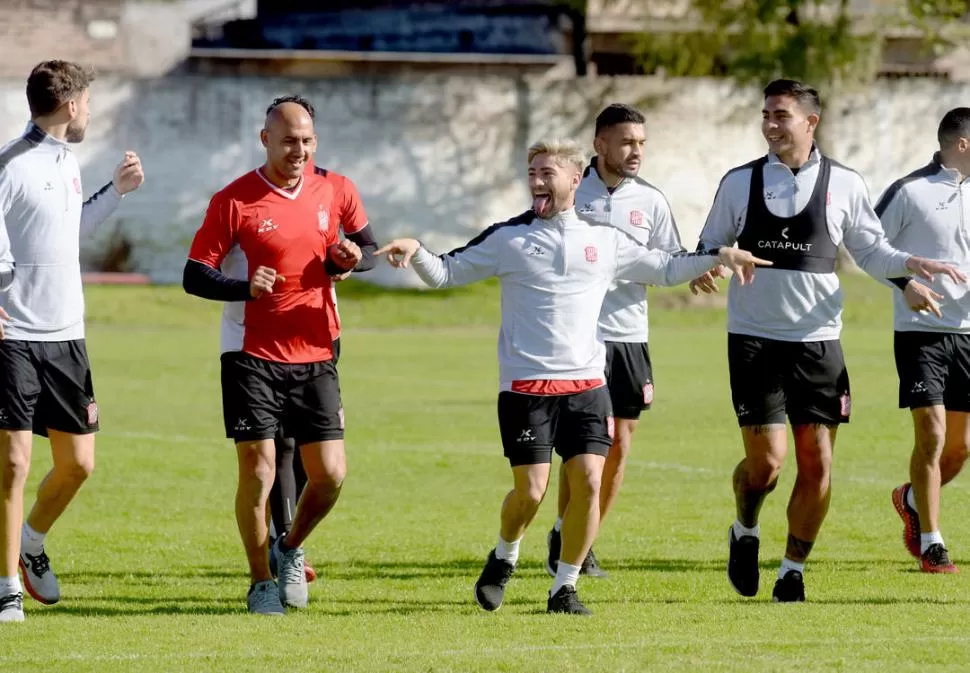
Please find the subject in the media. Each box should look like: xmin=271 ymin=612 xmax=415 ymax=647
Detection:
xmin=643 ymin=383 xmax=654 ymax=405
xmin=629 ymin=210 xmax=643 ymax=227
xmin=584 ymin=246 xmax=598 ymax=263
xmin=73 ymin=177 xmax=82 ymax=194
xmin=86 ymin=401 xmax=99 ymax=425
xmin=318 ymin=205 xmax=329 ymax=231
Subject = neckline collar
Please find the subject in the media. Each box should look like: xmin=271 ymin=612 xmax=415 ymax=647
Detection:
xmin=24 ymin=121 xmax=69 ymax=149
xmin=767 ymin=144 xmax=821 ymax=171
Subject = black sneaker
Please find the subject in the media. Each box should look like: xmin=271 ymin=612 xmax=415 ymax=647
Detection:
xmin=727 ymin=526 xmax=760 ymax=597
xmin=547 ymin=585 xmax=592 ymax=615
xmin=772 ymin=570 xmax=805 ymax=602
xmin=473 ymin=549 xmax=515 ymax=612
xmin=545 ymin=528 xmax=560 ymax=577
xmin=580 ymin=547 xmax=609 ymax=578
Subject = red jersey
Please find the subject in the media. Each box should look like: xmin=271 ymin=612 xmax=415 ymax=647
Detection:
xmin=189 ymin=168 xmax=341 ymax=364
xmin=308 ymin=164 xmax=369 ymax=341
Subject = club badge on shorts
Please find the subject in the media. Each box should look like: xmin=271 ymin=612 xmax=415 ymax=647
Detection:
xmin=607 ymin=414 xmax=615 ymax=440
xmin=86 ymin=401 xmax=99 ymax=425
xmin=643 ymin=382 xmax=654 ymax=405
xmin=840 ymin=393 xmax=851 ymax=418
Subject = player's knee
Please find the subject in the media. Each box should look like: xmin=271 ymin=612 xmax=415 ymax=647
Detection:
xmin=0 ymin=449 xmax=30 ymax=489
xmin=747 ymin=457 xmax=783 ymax=491
xmin=914 ymin=414 xmax=946 ymax=461
xmin=65 ymin=453 xmax=95 ymax=482
xmin=796 ymin=455 xmax=831 ymax=488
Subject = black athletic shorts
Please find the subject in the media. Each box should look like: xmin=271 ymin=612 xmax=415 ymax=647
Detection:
xmin=497 ymin=387 xmax=613 ymax=466
xmin=605 ymin=341 xmax=653 ymax=420
xmin=221 ymin=352 xmax=344 ymax=445
xmin=0 ymin=339 xmax=99 ymax=437
xmin=895 ymin=331 xmax=970 ymax=412
xmin=728 ymin=334 xmax=851 ymax=427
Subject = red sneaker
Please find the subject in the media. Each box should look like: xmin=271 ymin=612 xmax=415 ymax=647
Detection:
xmin=921 ymin=543 xmax=959 ymax=574
xmin=891 ymin=483 xmax=921 ymax=559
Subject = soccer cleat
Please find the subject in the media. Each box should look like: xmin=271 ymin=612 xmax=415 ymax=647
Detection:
xmin=772 ymin=570 xmax=806 ymax=603
xmin=546 ymin=528 xmax=561 ymax=577
xmin=547 ymin=585 xmax=592 ymax=615
xmin=0 ymin=592 xmax=24 ymax=623
xmin=270 ymin=538 xmax=317 ymax=584
xmin=273 ymin=535 xmax=309 ymax=609
xmin=891 ymin=483 xmax=921 ymax=559
xmin=921 ymin=543 xmax=959 ymax=574
xmin=247 ymin=580 xmax=285 ymax=615
xmin=19 ymin=549 xmax=60 ymax=605
xmin=727 ymin=526 xmax=760 ymax=597
xmin=473 ymin=549 xmax=515 ymax=612
xmin=580 ymin=547 xmax=608 ymax=578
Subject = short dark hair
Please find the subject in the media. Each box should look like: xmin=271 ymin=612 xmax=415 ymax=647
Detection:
xmin=26 ymin=60 xmax=94 ymax=118
xmin=266 ymin=95 xmax=315 ymax=120
xmin=763 ymin=79 xmax=821 ymax=116
xmin=938 ymin=107 xmax=970 ymax=148
xmin=594 ymin=103 xmax=645 ymax=136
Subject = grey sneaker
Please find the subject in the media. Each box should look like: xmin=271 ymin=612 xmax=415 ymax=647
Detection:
xmin=247 ymin=580 xmax=285 ymax=615
xmin=19 ymin=549 xmax=59 ymax=605
xmin=274 ymin=536 xmax=308 ymax=609
xmin=0 ymin=592 xmax=24 ymax=622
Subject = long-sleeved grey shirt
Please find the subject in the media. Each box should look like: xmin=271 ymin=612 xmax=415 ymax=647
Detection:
xmin=411 ymin=207 xmax=720 ymax=390
xmin=0 ymin=123 xmax=122 ymax=341
xmin=699 ymin=147 xmax=911 ymax=341
xmin=576 ymin=162 xmax=684 ymax=343
xmin=876 ymin=154 xmax=970 ymax=333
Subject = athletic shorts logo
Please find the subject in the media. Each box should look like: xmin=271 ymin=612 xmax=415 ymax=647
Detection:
xmin=643 ymin=382 xmax=654 ymax=405
xmin=517 ymin=428 xmax=536 ymax=443
xmin=86 ymin=401 xmax=99 ymax=425
xmin=840 ymin=393 xmax=851 ymax=417
xmin=607 ymin=415 xmax=615 ymax=440
xmin=584 ymin=246 xmax=598 ymax=263
xmin=629 ymin=210 xmax=643 ymax=227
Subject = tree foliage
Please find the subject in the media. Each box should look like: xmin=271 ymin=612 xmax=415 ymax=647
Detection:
xmin=609 ymin=0 xmax=970 ymax=87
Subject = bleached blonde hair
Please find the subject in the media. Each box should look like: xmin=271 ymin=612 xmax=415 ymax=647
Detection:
xmin=527 ymin=137 xmax=586 ymax=172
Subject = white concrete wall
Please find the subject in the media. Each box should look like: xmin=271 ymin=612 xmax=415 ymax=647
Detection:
xmin=0 ymin=74 xmax=964 ymax=285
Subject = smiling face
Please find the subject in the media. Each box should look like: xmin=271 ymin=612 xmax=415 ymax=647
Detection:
xmin=528 ymin=152 xmax=581 ymax=219
xmin=260 ymin=102 xmax=317 ymax=185
xmin=762 ymin=94 xmax=818 ymax=166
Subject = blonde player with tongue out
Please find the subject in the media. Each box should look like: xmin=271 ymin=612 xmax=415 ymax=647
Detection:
xmin=377 ymin=138 xmax=771 ymax=615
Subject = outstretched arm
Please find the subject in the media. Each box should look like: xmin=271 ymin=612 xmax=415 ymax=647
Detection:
xmin=378 ymin=227 xmax=501 ymax=288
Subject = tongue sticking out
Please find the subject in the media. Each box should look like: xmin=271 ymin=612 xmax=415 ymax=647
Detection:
xmin=533 ymin=194 xmax=551 ymax=217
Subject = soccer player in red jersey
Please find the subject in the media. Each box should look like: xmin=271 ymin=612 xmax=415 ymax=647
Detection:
xmin=183 ymin=100 xmax=361 ymax=615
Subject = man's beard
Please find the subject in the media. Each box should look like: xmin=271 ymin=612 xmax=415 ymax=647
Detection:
xmin=65 ymin=122 xmax=86 ymax=144
xmin=605 ymin=155 xmax=636 ymax=178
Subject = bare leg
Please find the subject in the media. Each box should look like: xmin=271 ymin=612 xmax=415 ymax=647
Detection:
xmin=599 ymin=418 xmax=637 ymax=523
xmin=734 ymin=424 xmax=787 ymax=527
xmin=286 ymin=439 xmax=346 ymax=548
xmin=501 ymin=463 xmax=550 ymax=543
xmin=235 ymin=439 xmax=275 ymax=583
xmin=785 ymin=423 xmax=837 ymax=562
xmin=25 ymin=430 xmax=95 ymax=534
xmin=0 ymin=431 xmax=31 ymax=577
xmin=559 ymin=454 xmax=606 ymax=566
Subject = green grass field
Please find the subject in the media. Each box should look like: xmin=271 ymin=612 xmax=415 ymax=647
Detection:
xmin=2 ymin=274 xmax=970 ymax=672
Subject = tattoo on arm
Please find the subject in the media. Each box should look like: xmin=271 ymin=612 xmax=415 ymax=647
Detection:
xmin=786 ymin=534 xmax=815 ymax=563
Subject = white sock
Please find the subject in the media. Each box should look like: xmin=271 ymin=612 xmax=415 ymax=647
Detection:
xmin=733 ymin=519 xmax=760 ymax=539
xmin=494 ymin=535 xmax=521 ymax=566
xmin=906 ymin=485 xmax=918 ymax=512
xmin=920 ymin=531 xmax=945 ymax=554
xmin=0 ymin=576 xmax=21 ymax=595
xmin=778 ymin=557 xmax=805 ymax=580
xmin=551 ymin=561 xmax=581 ymax=596
xmin=21 ymin=523 xmax=45 ymax=554
xmin=553 ymin=517 xmax=563 ymax=532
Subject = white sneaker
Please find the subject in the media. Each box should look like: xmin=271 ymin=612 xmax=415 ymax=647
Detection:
xmin=0 ymin=592 xmax=24 ymax=622
xmin=274 ymin=536 xmax=308 ymax=609
xmin=247 ymin=580 xmax=285 ymax=615
xmin=19 ymin=549 xmax=60 ymax=605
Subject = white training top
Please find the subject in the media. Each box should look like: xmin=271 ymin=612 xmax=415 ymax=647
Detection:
xmin=411 ymin=207 xmax=720 ymax=391
xmin=876 ymin=153 xmax=970 ymax=334
xmin=576 ymin=161 xmax=684 ymax=343
xmin=699 ymin=147 xmax=912 ymax=342
xmin=0 ymin=122 xmax=122 ymax=341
